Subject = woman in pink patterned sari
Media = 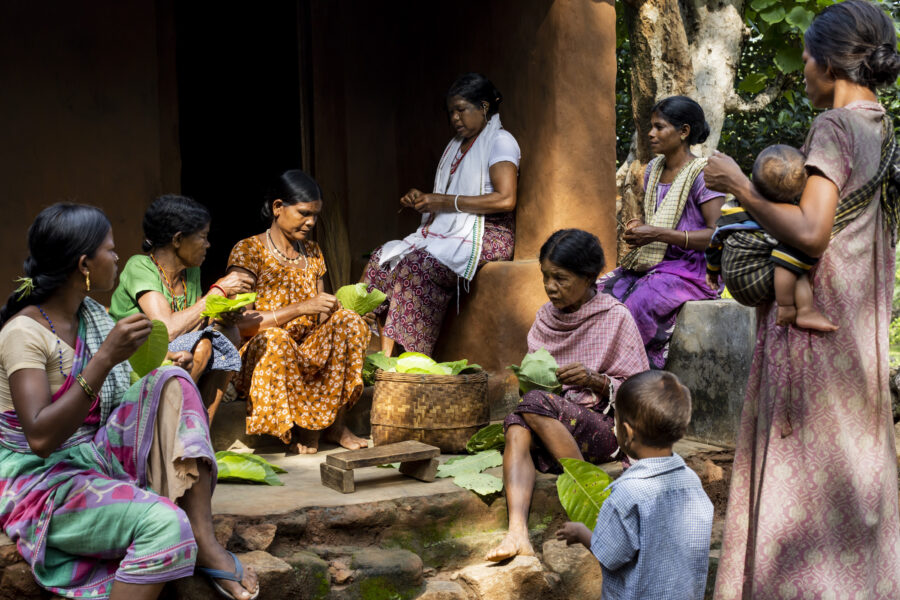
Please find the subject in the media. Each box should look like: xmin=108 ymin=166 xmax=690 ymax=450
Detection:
xmin=705 ymin=2 xmax=900 ymax=596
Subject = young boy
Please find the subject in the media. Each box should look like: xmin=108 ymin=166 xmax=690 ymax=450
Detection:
xmin=705 ymin=144 xmax=836 ymax=331
xmin=555 ymin=370 xmax=713 ymax=600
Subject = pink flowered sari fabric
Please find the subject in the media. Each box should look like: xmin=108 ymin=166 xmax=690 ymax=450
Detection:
xmin=714 ymin=102 xmax=900 ymax=598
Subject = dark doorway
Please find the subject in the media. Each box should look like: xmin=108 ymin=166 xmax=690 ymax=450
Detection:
xmin=174 ymin=1 xmax=304 ymax=285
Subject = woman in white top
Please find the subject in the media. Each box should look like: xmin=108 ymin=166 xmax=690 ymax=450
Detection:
xmin=362 ymin=72 xmax=521 ymax=356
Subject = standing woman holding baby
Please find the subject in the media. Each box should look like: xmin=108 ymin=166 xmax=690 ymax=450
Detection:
xmin=706 ymin=1 xmax=900 ymax=596
xmin=600 ymin=96 xmax=726 ymax=368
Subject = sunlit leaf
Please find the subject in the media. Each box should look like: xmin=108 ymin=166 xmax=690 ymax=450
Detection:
xmin=738 ymin=73 xmax=768 ymax=94
xmin=453 ymin=472 xmax=503 ymax=496
xmin=508 ymin=348 xmax=562 ymax=395
xmin=128 ymin=320 xmax=169 ymax=377
xmin=556 ymin=458 xmax=613 ymax=529
xmin=334 ymin=283 xmax=386 ymax=316
xmin=436 ymin=449 xmax=503 ymax=478
xmin=201 ymin=293 xmax=257 ymax=319
xmin=215 ymin=451 xmax=285 ymax=486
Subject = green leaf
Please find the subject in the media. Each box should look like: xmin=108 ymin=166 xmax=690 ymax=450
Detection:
xmin=436 ymin=449 xmax=503 ymax=478
xmin=738 ymin=73 xmax=768 ymax=94
xmin=785 ymin=6 xmax=815 ymax=32
xmin=395 ymin=352 xmax=445 ymax=374
xmin=201 ymin=292 xmax=257 ymax=319
xmin=774 ymin=46 xmax=803 ymax=73
xmin=750 ymin=0 xmax=778 ymax=10
xmin=363 ymin=351 xmax=398 ymax=385
xmin=508 ymin=348 xmax=562 ymax=395
xmin=334 ymin=283 xmax=386 ymax=315
xmin=215 ymin=451 xmax=285 ymax=485
xmin=437 ymin=359 xmax=483 ymax=376
xmin=128 ymin=320 xmax=169 ymax=377
xmin=555 ymin=458 xmax=613 ymax=529
xmin=466 ymin=423 xmax=506 ymax=454
xmin=453 ymin=472 xmax=503 ymax=496
xmin=759 ymin=6 xmax=786 ymax=24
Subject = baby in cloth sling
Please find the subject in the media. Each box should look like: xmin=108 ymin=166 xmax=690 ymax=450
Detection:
xmin=705 ymin=144 xmax=837 ymax=331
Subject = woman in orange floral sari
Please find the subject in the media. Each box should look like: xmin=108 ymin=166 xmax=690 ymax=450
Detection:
xmin=228 ymin=170 xmax=370 ymax=454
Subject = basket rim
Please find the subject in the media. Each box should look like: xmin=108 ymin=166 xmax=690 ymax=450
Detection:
xmin=370 ymin=422 xmax=489 ymax=431
xmin=374 ymin=369 xmax=488 ymax=384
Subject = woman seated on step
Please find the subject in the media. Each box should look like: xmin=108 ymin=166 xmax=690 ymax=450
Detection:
xmin=486 ymin=229 xmax=649 ymax=562
xmin=226 ymin=170 xmax=371 ymax=455
xmin=110 ymin=195 xmax=254 ymax=422
xmin=0 ymin=203 xmax=258 ymax=600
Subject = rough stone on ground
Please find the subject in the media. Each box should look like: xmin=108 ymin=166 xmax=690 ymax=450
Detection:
xmin=458 ymin=555 xmax=550 ymax=600
xmin=168 ymin=550 xmax=299 ymax=599
xmin=0 ymin=533 xmax=23 ymax=567
xmin=213 ymin=514 xmax=236 ymax=548
xmin=234 ymin=523 xmax=277 ymax=552
xmin=283 ymin=550 xmax=330 ymax=600
xmin=420 ymin=529 xmax=545 ymax=570
xmin=541 ymin=540 xmax=603 ymax=598
xmin=417 ymin=579 xmax=468 ymax=600
xmin=274 ymin=512 xmax=308 ymax=538
xmin=351 ymin=548 xmax=423 ymax=584
xmin=0 ymin=562 xmax=43 ymax=599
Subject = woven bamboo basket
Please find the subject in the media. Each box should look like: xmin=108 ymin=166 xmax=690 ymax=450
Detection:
xmin=370 ymin=370 xmax=489 ymax=453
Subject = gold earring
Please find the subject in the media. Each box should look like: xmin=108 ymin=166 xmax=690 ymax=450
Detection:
xmin=85 ymin=271 xmax=91 ymax=292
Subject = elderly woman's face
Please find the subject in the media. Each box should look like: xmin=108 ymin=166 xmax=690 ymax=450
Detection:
xmin=540 ymin=259 xmax=594 ymax=312
xmin=447 ymin=95 xmax=487 ymax=140
xmin=273 ymin=199 xmax=322 ymax=242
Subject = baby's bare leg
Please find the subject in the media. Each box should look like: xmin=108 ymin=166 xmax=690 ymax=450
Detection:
xmin=774 ymin=265 xmax=799 ymax=327
xmin=793 ymin=274 xmax=838 ymax=331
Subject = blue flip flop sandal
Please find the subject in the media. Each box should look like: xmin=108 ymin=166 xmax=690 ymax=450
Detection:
xmin=196 ymin=551 xmax=260 ymax=600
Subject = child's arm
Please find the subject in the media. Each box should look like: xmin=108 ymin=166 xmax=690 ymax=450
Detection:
xmin=555 ymin=522 xmax=592 ymax=548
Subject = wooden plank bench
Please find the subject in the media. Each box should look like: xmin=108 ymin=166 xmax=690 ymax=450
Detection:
xmin=320 ymin=440 xmax=440 ymax=493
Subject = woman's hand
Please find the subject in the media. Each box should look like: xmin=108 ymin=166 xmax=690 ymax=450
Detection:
xmin=300 ymin=293 xmax=339 ymax=318
xmin=622 ymin=225 xmax=660 ymax=248
xmin=166 ymin=350 xmax=193 ymax=372
xmin=96 ymin=314 xmax=153 ymax=367
xmin=624 ymin=218 xmax=643 ymax=231
xmin=704 ymin=151 xmax=750 ymax=196
xmin=557 ymin=363 xmax=595 ymax=387
xmin=412 ymin=193 xmax=447 ymax=214
xmin=400 ymin=189 xmax=424 ymax=209
xmin=213 ymin=271 xmax=255 ymax=297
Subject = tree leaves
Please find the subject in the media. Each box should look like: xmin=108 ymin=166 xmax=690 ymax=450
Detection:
xmin=774 ymin=47 xmax=804 ymax=74
xmin=759 ymin=5 xmax=786 ymax=23
xmin=738 ymin=73 xmax=768 ymax=94
xmin=785 ymin=6 xmax=815 ymax=31
xmin=555 ymin=458 xmax=613 ymax=529
xmin=128 ymin=320 xmax=169 ymax=377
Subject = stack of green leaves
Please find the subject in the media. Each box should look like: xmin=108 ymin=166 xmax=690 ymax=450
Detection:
xmin=334 ymin=283 xmax=386 ymax=315
xmin=361 ymin=351 xmax=482 ymax=385
xmin=508 ymin=348 xmax=562 ymax=395
xmin=201 ymin=293 xmax=257 ymax=319
xmin=465 ymin=423 xmax=505 ymax=454
xmin=215 ymin=451 xmax=286 ymax=486
xmin=436 ymin=449 xmax=503 ymax=497
xmin=555 ymin=457 xmax=613 ymax=529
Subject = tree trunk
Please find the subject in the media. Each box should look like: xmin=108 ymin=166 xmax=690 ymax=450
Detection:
xmin=615 ymin=0 xmax=746 ymax=262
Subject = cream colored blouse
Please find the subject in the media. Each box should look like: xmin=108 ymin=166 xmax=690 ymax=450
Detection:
xmin=0 ymin=316 xmax=74 ymax=412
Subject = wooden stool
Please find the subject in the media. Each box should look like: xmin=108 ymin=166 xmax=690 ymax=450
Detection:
xmin=319 ymin=440 xmax=440 ymax=493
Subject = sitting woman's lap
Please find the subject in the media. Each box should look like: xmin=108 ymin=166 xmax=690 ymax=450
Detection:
xmin=503 ymin=390 xmax=618 ymax=474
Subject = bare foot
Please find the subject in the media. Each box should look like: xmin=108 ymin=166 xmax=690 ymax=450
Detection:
xmin=198 ymin=541 xmax=258 ymax=599
xmin=326 ymin=424 xmax=369 ymax=450
xmin=485 ymin=530 xmax=534 ymax=562
xmin=775 ymin=304 xmax=797 ymax=327
xmin=286 ymin=428 xmax=320 ymax=455
xmin=795 ymin=306 xmax=838 ymax=332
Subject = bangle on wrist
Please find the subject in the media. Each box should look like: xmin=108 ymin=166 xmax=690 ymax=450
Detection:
xmin=683 ymin=230 xmax=690 ymax=248
xmin=454 ymin=194 xmax=462 ymax=213
xmin=209 ymin=284 xmax=227 ymax=296
xmin=272 ymin=310 xmax=280 ymax=327
xmin=76 ymin=373 xmax=98 ymax=402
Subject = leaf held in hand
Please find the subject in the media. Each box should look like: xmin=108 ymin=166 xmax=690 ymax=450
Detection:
xmin=555 ymin=457 xmax=613 ymax=529
xmin=128 ymin=320 xmax=169 ymax=377
xmin=335 ymin=283 xmax=386 ymax=315
xmin=201 ymin=293 xmax=257 ymax=319
xmin=466 ymin=423 xmax=506 ymax=454
xmin=508 ymin=348 xmax=562 ymax=395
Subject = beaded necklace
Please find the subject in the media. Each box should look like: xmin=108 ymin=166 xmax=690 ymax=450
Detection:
xmin=449 ymin=131 xmax=481 ymax=175
xmin=266 ymin=229 xmax=306 ymax=266
xmin=36 ymin=305 xmax=67 ymax=377
xmin=149 ymin=253 xmax=187 ymax=311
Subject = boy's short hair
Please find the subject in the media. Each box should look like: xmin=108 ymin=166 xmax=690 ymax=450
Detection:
xmin=752 ymin=144 xmax=807 ymax=203
xmin=616 ymin=370 xmax=692 ymax=448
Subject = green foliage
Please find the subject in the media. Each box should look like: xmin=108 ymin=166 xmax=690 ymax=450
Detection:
xmin=362 ymin=351 xmax=482 ymax=386
xmin=128 ymin=320 xmax=169 ymax=377
xmin=508 ymin=348 xmax=562 ymax=395
xmin=555 ymin=458 xmax=614 ymax=529
xmin=201 ymin=292 xmax=256 ymax=319
xmin=215 ymin=451 xmax=286 ymax=486
xmin=334 ymin=283 xmax=386 ymax=316
xmin=436 ymin=450 xmax=504 ymax=498
xmin=615 ymin=0 xmax=900 ymax=173
xmin=466 ymin=423 xmax=506 ymax=454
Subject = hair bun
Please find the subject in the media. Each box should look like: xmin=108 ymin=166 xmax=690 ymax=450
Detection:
xmin=695 ymin=121 xmax=711 ymax=145
xmin=865 ymin=43 xmax=900 ymax=87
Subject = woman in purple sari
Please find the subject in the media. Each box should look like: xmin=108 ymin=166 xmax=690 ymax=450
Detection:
xmin=600 ymin=97 xmax=726 ymax=368
xmin=0 ymin=204 xmax=258 ymax=600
